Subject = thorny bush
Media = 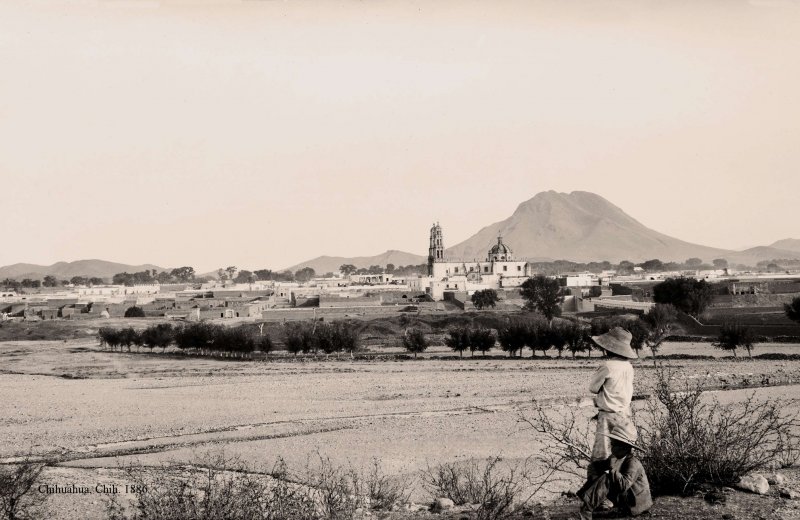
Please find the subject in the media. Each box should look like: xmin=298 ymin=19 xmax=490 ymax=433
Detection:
xmin=518 ymin=367 xmax=800 ymax=496
xmin=423 ymin=456 xmax=545 ymax=520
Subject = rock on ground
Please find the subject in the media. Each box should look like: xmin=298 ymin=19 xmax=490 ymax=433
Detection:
xmin=736 ymin=474 xmax=770 ymax=495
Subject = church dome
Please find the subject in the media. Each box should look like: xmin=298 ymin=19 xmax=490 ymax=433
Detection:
xmin=488 ymin=236 xmax=513 ymax=261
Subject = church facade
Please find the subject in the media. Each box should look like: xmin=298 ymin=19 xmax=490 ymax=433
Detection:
xmin=424 ymin=222 xmax=533 ymax=300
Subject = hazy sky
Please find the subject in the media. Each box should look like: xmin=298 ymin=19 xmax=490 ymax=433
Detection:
xmin=2 ymin=0 xmax=799 ymax=273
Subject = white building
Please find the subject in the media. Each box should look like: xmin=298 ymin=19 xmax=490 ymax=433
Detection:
xmin=424 ymin=223 xmax=533 ymax=300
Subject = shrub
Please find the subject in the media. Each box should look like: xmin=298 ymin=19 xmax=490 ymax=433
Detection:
xmin=361 ymin=459 xmax=412 ymax=511
xmin=518 ymin=368 xmax=800 ymax=496
xmin=638 ymin=368 xmax=800 ymax=494
xmin=124 ymin=306 xmax=146 ymax=318
xmin=0 ymin=458 xmax=46 ymax=520
xmin=107 ymin=453 xmax=319 ymax=520
xmin=402 ymin=328 xmax=428 ymax=358
xmin=423 ymin=457 xmax=541 ymax=520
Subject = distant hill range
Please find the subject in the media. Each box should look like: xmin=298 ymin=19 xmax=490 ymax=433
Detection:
xmin=287 ymin=191 xmax=800 ymax=271
xmin=769 ymin=238 xmax=800 ymax=253
xmin=0 ymin=260 xmax=165 ymax=281
xmin=3 ymin=192 xmax=798 ymax=278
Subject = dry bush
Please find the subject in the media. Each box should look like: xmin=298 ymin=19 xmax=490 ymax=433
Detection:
xmin=0 ymin=458 xmax=46 ymax=520
xmin=106 ymin=453 xmax=317 ymax=520
xmin=361 ymin=458 xmax=412 ymax=511
xmin=517 ymin=401 xmax=593 ymax=486
xmin=518 ymin=368 xmax=800 ymax=497
xmin=638 ymin=368 xmax=800 ymax=494
xmin=107 ymin=452 xmax=408 ymax=520
xmin=423 ymin=456 xmax=542 ymax=520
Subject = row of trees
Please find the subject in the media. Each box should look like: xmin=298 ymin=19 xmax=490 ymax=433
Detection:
xmin=99 ymin=320 xmax=364 ymax=358
xmin=112 ymin=267 xmax=197 ymax=286
xmin=339 ymin=264 xmax=429 ymax=277
xmin=283 ymin=321 xmax=361 ymax=356
xmin=1 ymin=275 xmax=107 ymax=290
xmin=98 ymin=323 xmax=272 ymax=357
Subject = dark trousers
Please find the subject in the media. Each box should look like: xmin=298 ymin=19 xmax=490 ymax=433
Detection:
xmin=577 ymin=467 xmax=630 ymax=519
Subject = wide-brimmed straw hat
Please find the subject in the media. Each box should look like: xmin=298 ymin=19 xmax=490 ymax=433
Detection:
xmin=591 ymin=327 xmax=637 ymax=359
xmin=603 ymin=422 xmax=640 ymax=450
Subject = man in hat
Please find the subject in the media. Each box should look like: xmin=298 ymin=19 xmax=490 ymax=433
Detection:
xmin=576 ymin=422 xmax=653 ymax=519
xmin=588 ymin=327 xmax=638 ymax=471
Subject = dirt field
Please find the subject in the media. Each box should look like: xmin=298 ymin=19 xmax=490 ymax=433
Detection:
xmin=4 ymin=337 xmax=800 ymax=518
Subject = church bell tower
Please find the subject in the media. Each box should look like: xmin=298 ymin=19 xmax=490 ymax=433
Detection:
xmin=427 ymin=222 xmax=444 ymax=276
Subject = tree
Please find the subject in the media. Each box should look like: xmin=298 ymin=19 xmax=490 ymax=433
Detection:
xmin=519 ymin=275 xmax=563 ymax=321
xmin=786 ymin=296 xmax=800 ymax=324
xmin=641 ymin=304 xmax=678 ymax=356
xmin=339 ymin=264 xmax=357 ymax=276
xmin=640 ymin=259 xmax=664 ymax=272
xmin=385 ymin=263 xmax=395 ymax=273
xmin=617 ymin=261 xmax=635 ymax=275
xmin=234 ymin=270 xmax=255 ymax=284
xmin=548 ymin=323 xmax=568 ymax=358
xmin=445 ymin=326 xmax=471 ymax=358
xmin=562 ymin=322 xmax=589 ymax=358
xmin=124 ymin=306 xmax=146 ymax=318
xmin=685 ymin=258 xmax=703 ymax=268
xmin=469 ymin=327 xmax=496 ymax=356
xmin=170 ymin=266 xmax=195 ymax=282
xmin=715 ymin=321 xmax=757 ymax=358
xmin=402 ymin=328 xmax=428 ymax=358
xmin=88 ymin=277 xmax=105 ymax=286
xmin=42 ymin=275 xmax=58 ymax=287
xmin=295 ymin=267 xmax=316 ymax=283
xmin=141 ymin=324 xmax=175 ymax=352
xmin=497 ymin=321 xmax=527 ymax=358
xmin=652 ymin=277 xmax=714 ymax=317
xmin=225 ymin=266 xmax=238 ymax=280
xmin=712 ymin=258 xmax=729 ymax=269
xmin=471 ymin=289 xmax=499 ymax=310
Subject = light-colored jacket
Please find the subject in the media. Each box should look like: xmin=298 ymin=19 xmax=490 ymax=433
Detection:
xmin=589 ymin=359 xmax=633 ymax=414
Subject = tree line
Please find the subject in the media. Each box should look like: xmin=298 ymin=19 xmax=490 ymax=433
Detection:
xmin=98 ymin=319 xmax=362 ymax=358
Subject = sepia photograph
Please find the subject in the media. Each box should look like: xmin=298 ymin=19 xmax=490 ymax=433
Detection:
xmin=2 ymin=1 xmax=800 ymax=518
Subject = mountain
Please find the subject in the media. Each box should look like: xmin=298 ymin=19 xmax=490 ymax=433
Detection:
xmin=726 ymin=246 xmax=800 ymax=266
xmin=769 ymin=239 xmax=800 ymax=253
xmin=285 ymin=250 xmax=426 ymax=274
xmin=0 ymin=260 xmax=166 ymax=281
xmin=444 ymin=191 xmax=732 ymax=263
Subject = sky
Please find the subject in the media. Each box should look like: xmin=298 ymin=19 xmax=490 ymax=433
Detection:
xmin=2 ymin=0 xmax=799 ymax=273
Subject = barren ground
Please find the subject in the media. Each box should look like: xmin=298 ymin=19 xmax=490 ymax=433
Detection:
xmin=3 ymin=336 xmax=800 ymax=519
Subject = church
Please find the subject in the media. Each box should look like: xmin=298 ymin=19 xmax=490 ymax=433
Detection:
xmin=424 ymin=222 xmax=533 ymax=300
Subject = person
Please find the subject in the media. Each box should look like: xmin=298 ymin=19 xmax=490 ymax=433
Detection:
xmin=588 ymin=326 xmax=637 ymax=470
xmin=576 ymin=422 xmax=653 ymax=519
